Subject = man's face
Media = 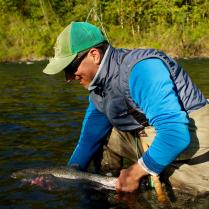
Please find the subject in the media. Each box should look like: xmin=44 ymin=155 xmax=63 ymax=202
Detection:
xmin=65 ymin=48 xmax=101 ymax=89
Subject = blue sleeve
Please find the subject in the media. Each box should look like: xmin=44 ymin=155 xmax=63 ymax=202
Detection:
xmin=68 ymin=97 xmax=112 ymax=170
xmin=129 ymin=58 xmax=191 ymax=174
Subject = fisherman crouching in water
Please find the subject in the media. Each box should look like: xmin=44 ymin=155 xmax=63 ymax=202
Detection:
xmin=43 ymin=22 xmax=209 ymax=195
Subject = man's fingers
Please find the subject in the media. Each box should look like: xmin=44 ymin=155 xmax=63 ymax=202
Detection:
xmin=115 ymin=169 xmax=127 ymax=192
xmin=115 ymin=180 xmax=121 ymax=192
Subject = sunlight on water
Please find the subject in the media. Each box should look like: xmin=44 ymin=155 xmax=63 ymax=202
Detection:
xmin=0 ymin=59 xmax=208 ymax=208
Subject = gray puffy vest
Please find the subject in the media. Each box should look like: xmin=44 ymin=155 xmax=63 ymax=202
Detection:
xmin=89 ymin=46 xmax=208 ymax=131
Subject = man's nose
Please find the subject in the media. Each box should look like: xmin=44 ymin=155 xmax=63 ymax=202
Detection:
xmin=74 ymin=70 xmax=80 ymax=79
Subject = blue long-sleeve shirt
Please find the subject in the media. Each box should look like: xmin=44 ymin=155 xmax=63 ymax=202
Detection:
xmin=68 ymin=98 xmax=112 ymax=170
xmin=68 ymin=58 xmax=190 ymax=174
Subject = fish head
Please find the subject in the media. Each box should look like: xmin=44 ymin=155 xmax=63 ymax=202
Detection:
xmin=11 ymin=168 xmax=38 ymax=179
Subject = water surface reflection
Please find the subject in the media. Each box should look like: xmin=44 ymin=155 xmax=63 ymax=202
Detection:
xmin=0 ymin=59 xmax=208 ymax=208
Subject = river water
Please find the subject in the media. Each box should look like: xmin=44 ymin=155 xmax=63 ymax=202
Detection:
xmin=0 ymin=59 xmax=208 ymax=209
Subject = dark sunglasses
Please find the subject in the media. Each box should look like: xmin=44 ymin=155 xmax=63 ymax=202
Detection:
xmin=64 ymin=50 xmax=89 ymax=82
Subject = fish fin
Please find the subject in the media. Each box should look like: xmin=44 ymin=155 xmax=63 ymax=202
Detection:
xmin=68 ymin=164 xmax=80 ymax=171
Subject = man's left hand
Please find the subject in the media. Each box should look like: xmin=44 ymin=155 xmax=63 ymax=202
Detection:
xmin=115 ymin=163 xmax=148 ymax=193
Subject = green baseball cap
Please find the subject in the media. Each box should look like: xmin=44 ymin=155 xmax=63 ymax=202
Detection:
xmin=43 ymin=21 xmax=107 ymax=75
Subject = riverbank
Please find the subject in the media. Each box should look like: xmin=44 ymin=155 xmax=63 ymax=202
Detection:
xmin=0 ymin=0 xmax=208 ymax=62
xmin=1 ymin=27 xmax=209 ymax=62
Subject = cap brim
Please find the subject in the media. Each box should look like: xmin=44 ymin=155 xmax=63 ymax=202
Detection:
xmin=43 ymin=54 xmax=77 ymax=75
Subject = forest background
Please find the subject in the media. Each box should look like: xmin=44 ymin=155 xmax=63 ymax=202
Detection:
xmin=0 ymin=0 xmax=208 ymax=62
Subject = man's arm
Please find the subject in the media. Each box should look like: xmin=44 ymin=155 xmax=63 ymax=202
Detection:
xmin=68 ymin=97 xmax=112 ymax=170
xmin=116 ymin=58 xmax=190 ymax=192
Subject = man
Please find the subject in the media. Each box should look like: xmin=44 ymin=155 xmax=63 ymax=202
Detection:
xmin=43 ymin=21 xmax=209 ymax=194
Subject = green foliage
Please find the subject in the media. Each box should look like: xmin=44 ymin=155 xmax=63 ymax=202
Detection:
xmin=0 ymin=0 xmax=208 ymax=61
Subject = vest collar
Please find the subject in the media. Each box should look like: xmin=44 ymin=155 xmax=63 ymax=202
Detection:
xmin=88 ymin=45 xmax=115 ymax=92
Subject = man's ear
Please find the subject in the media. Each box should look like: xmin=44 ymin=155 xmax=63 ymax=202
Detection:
xmin=89 ymin=48 xmax=102 ymax=64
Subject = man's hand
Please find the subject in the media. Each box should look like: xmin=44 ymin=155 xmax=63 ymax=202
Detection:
xmin=115 ymin=163 xmax=148 ymax=193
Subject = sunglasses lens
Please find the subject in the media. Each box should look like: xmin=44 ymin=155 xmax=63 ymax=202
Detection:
xmin=64 ymin=50 xmax=89 ymax=82
xmin=65 ymin=69 xmax=75 ymax=82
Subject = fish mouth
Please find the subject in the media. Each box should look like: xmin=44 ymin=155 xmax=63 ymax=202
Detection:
xmin=11 ymin=172 xmax=17 ymax=179
xmin=11 ymin=171 xmax=25 ymax=179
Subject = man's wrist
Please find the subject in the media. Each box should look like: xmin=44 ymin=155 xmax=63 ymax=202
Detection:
xmin=138 ymin=158 xmax=158 ymax=176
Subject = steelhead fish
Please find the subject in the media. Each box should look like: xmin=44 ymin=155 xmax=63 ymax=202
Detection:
xmin=11 ymin=166 xmax=117 ymax=190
